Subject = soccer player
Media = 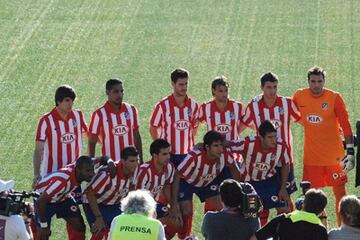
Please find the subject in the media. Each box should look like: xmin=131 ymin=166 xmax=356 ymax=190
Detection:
xmin=293 ymin=65 xmax=354 ymax=225
xmin=149 ymin=68 xmax=199 ymax=238
xmin=199 ymin=76 xmax=245 ymax=212
xmin=177 ymin=130 xmax=242 ymax=238
xmin=88 ymin=78 xmax=143 ymax=163
xmin=34 ymin=156 xmax=95 ymax=240
xmin=242 ymin=72 xmax=300 ymax=218
xmin=33 ymin=85 xmax=88 ymax=187
xmin=83 ymin=146 xmax=140 ymax=240
xmin=134 ymin=139 xmax=181 ymax=239
xmin=229 ymin=120 xmax=291 ymax=226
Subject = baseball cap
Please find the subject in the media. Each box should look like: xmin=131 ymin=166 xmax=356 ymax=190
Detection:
xmin=0 ymin=179 xmax=15 ymax=192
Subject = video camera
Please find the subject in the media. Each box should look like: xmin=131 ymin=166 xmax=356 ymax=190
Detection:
xmin=0 ymin=191 xmax=39 ymax=217
xmin=240 ymin=182 xmax=263 ymax=218
xmin=295 ymin=181 xmax=311 ymax=210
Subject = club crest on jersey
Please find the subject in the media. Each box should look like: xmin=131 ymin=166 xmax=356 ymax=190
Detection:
xmin=215 ymin=124 xmax=231 ymax=134
xmin=229 ymin=112 xmax=235 ymax=119
xmin=72 ymin=119 xmax=78 ymax=127
xmin=254 ymin=162 xmax=270 ymax=171
xmin=187 ymin=108 xmax=192 ymax=115
xmin=270 ymin=119 xmax=282 ymax=129
xmin=174 ymin=120 xmax=190 ymax=130
xmin=306 ymin=114 xmax=323 ymax=124
xmin=112 ymin=124 xmax=129 ymax=136
xmin=321 ymin=102 xmax=328 ymax=110
xmin=123 ymin=111 xmax=130 ymax=119
xmin=61 ymin=133 xmax=76 ymax=144
xmin=278 ymin=107 xmax=284 ymax=115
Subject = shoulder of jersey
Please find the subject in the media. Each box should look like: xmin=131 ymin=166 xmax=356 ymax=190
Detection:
xmin=228 ymin=99 xmax=243 ymax=105
xmin=323 ymin=88 xmax=340 ymax=95
xmin=189 ymin=148 xmax=202 ymax=156
xmin=247 ymin=135 xmax=257 ymax=142
xmin=139 ymin=162 xmax=151 ymax=169
xmin=251 ymin=95 xmax=263 ymax=103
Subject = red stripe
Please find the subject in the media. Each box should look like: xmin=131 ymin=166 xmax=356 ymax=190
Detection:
xmin=126 ymin=106 xmax=134 ymax=145
xmin=45 ymin=117 xmax=54 ymax=174
xmin=105 ymin=109 xmax=116 ymax=160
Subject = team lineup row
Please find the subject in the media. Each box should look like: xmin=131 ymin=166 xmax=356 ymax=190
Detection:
xmin=31 ymin=66 xmax=355 ymax=239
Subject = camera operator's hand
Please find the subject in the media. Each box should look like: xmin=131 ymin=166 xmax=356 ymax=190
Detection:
xmin=39 ymin=227 xmax=51 ymax=240
xmin=340 ymin=146 xmax=355 ymax=173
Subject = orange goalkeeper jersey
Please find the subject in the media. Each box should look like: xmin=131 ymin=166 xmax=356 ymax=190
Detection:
xmin=293 ymin=88 xmax=352 ymax=166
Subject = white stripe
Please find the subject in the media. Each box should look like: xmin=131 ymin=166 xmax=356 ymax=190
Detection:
xmin=252 ymin=102 xmax=262 ymax=128
xmin=281 ymin=97 xmax=289 ymax=144
xmin=251 ymin=152 xmax=262 ymax=181
xmin=174 ymin=107 xmax=181 ymax=154
xmin=164 ymin=100 xmax=171 ymax=141
xmin=90 ymin=112 xmax=100 ymax=134
xmin=59 ymin=121 xmax=67 ymax=168
xmin=68 ymin=115 xmax=76 ymax=164
xmin=205 ymin=103 xmax=212 ymax=130
xmin=74 ymin=111 xmax=82 ymax=159
xmin=100 ymin=108 xmax=111 ymax=157
xmin=40 ymin=120 xmax=47 ymax=140
xmin=48 ymin=116 xmax=58 ymax=172
xmin=245 ymin=141 xmax=255 ymax=181
xmin=187 ymin=155 xmax=202 ymax=184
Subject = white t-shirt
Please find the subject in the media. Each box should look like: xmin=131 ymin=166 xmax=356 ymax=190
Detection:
xmin=0 ymin=215 xmax=30 ymax=240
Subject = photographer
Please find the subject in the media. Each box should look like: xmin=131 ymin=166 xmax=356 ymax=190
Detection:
xmin=0 ymin=179 xmax=32 ymax=240
xmin=201 ymin=179 xmax=260 ymax=240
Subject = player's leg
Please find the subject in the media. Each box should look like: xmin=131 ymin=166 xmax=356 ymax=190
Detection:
xmin=34 ymin=201 xmax=55 ymax=240
xmin=178 ymin=179 xmax=194 ymax=239
xmin=204 ymin=169 xmax=230 ymax=212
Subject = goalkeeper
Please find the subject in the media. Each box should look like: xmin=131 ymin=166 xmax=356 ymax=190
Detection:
xmin=293 ymin=65 xmax=355 ymax=225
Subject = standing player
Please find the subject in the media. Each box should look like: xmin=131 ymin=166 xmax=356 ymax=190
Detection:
xmin=88 ymin=78 xmax=143 ymax=163
xmin=135 ymin=139 xmax=181 ymax=239
xmin=198 ymin=76 xmax=245 ymax=212
xmin=229 ymin=120 xmax=291 ymax=226
xmin=242 ymin=72 xmax=300 ymax=215
xmin=83 ymin=146 xmax=140 ymax=240
xmin=177 ymin=130 xmax=242 ymax=238
xmin=293 ymin=66 xmax=354 ymax=225
xmin=33 ymin=85 xmax=88 ymax=187
xmin=149 ymin=68 xmax=199 ymax=238
xmin=34 ymin=156 xmax=95 ymax=240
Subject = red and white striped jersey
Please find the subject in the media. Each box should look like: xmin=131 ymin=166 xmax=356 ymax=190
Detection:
xmin=89 ymin=101 xmax=140 ymax=161
xmin=35 ymin=108 xmax=88 ymax=177
xmin=229 ymin=136 xmax=291 ymax=181
xmin=199 ymin=100 xmax=245 ymax=141
xmin=177 ymin=148 xmax=235 ymax=187
xmin=83 ymin=161 xmax=138 ymax=205
xmin=34 ymin=164 xmax=79 ymax=203
xmin=242 ymin=95 xmax=300 ymax=152
xmin=150 ymin=94 xmax=199 ymax=154
xmin=134 ymin=160 xmax=175 ymax=201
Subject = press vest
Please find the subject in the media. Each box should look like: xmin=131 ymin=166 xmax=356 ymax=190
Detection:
xmin=109 ymin=213 xmax=160 ymax=240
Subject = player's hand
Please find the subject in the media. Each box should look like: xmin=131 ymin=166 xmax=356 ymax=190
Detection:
xmin=32 ymin=175 xmax=41 ymax=189
xmin=340 ymin=147 xmax=355 ymax=173
xmin=278 ymin=186 xmax=290 ymax=210
xmin=106 ymin=160 xmax=117 ymax=178
xmin=91 ymin=216 xmax=106 ymax=233
xmin=169 ymin=206 xmax=183 ymax=228
xmin=39 ymin=227 xmax=51 ymax=240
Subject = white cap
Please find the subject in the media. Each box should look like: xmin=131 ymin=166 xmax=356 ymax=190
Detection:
xmin=0 ymin=179 xmax=15 ymax=192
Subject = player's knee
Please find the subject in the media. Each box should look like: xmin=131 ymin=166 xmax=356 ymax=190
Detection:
xmin=180 ymin=200 xmax=193 ymax=215
xmin=66 ymin=217 xmax=86 ymax=232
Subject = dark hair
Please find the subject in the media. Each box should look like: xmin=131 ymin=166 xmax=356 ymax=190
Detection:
xmin=171 ymin=68 xmax=189 ymax=83
xmin=211 ymin=76 xmax=229 ymax=95
xmin=339 ymin=195 xmax=360 ymax=227
xmin=260 ymin=72 xmax=278 ymax=87
xmin=121 ymin=146 xmax=139 ymax=160
xmin=150 ymin=139 xmax=170 ymax=155
xmin=220 ymin=179 xmax=243 ymax=208
xmin=307 ymin=66 xmax=326 ymax=81
xmin=106 ymin=78 xmax=123 ymax=91
xmin=258 ymin=120 xmax=277 ymax=138
xmin=303 ymin=189 xmax=327 ymax=215
xmin=75 ymin=155 xmax=93 ymax=169
xmin=203 ymin=130 xmax=224 ymax=148
xmin=55 ymin=85 xmax=76 ymax=106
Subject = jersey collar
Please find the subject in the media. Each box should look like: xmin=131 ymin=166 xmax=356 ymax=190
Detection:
xmin=104 ymin=101 xmax=126 ymax=114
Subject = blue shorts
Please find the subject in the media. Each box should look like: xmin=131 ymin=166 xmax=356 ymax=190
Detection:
xmin=249 ymin=176 xmax=286 ymax=210
xmin=34 ymin=197 xmax=82 ymax=227
xmin=170 ymin=154 xmax=187 ymax=168
xmin=83 ymin=203 xmax=122 ymax=228
xmin=178 ymin=170 xmax=228 ymax=202
xmin=275 ymin=163 xmax=297 ymax=194
xmin=156 ymin=202 xmax=169 ymax=219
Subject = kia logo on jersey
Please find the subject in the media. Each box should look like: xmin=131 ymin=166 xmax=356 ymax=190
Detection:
xmin=270 ymin=119 xmax=282 ymax=129
xmin=174 ymin=120 xmax=190 ymax=130
xmin=61 ymin=133 xmax=76 ymax=144
xmin=112 ymin=124 xmax=129 ymax=136
xmin=307 ymin=114 xmax=323 ymax=124
xmin=215 ymin=124 xmax=231 ymax=134
xmin=254 ymin=162 xmax=270 ymax=171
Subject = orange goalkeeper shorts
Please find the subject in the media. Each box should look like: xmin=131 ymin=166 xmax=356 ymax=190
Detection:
xmin=303 ymin=165 xmax=347 ymax=188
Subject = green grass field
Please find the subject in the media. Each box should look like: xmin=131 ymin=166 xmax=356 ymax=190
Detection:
xmin=1 ymin=0 xmax=359 ymax=239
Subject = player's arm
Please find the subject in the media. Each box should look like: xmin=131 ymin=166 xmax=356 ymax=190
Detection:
xmin=149 ymin=126 xmax=161 ymax=140
xmin=133 ymin=129 xmax=143 ymax=164
xmin=278 ymin=162 xmax=290 ymax=204
xmin=88 ymin=134 xmax=98 ymax=157
xmin=33 ymin=141 xmax=44 ymax=188
xmin=228 ymin=158 xmax=242 ymax=182
xmin=149 ymin=103 xmax=163 ymax=140
xmin=84 ymin=188 xmax=106 ymax=233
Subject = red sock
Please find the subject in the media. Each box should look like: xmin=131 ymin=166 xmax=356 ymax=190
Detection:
xmin=259 ymin=209 xmax=269 ymax=226
xmin=30 ymin=221 xmax=39 ymax=240
xmin=90 ymin=230 xmax=106 ymax=240
xmin=165 ymin=223 xmax=178 ymax=239
xmin=178 ymin=214 xmax=193 ymax=239
xmin=204 ymin=200 xmax=217 ymax=213
xmin=333 ymin=185 xmax=346 ymax=226
xmin=66 ymin=222 xmax=85 ymax=240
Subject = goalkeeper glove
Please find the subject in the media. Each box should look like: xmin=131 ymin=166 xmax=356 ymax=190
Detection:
xmin=340 ymin=144 xmax=355 ymax=173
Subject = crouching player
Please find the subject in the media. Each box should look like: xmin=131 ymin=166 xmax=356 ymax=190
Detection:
xmin=229 ymin=120 xmax=291 ymax=226
xmin=83 ymin=146 xmax=140 ymax=240
xmin=176 ymin=130 xmax=242 ymax=239
xmin=135 ymin=139 xmax=182 ymax=239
